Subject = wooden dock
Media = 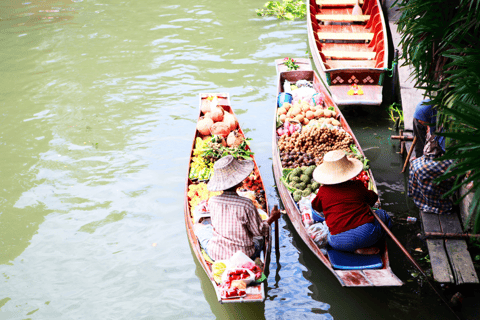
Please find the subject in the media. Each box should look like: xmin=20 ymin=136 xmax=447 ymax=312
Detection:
xmin=420 ymin=212 xmax=478 ymax=284
xmin=386 ymin=0 xmax=479 ymax=285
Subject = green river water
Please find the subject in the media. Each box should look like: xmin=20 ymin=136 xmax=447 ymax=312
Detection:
xmin=1 ymin=0 xmax=477 ymax=319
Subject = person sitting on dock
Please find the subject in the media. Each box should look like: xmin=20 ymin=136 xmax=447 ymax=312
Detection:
xmin=311 ymin=150 xmax=392 ymax=255
xmin=194 ymin=155 xmax=281 ymax=261
xmin=411 ymin=98 xmax=436 ymax=160
xmin=408 ymin=124 xmax=456 ymax=214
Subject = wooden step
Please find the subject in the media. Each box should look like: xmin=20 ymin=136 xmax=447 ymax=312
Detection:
xmin=420 ymin=211 xmax=479 ymax=285
xmin=322 ymin=50 xmax=375 ymax=60
xmin=316 ymin=0 xmax=364 ymax=6
xmin=318 ymin=32 xmax=374 ymax=41
xmin=316 ymin=14 xmax=370 ymax=22
xmin=326 ymin=59 xmax=376 ymax=69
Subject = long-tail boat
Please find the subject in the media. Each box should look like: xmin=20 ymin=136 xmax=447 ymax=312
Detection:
xmin=307 ymin=0 xmax=388 ymax=106
xmin=272 ymin=58 xmax=402 ymax=286
xmin=184 ymin=93 xmax=272 ymax=303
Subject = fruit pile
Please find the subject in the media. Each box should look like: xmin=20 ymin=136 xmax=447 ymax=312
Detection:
xmin=283 ymin=166 xmax=320 ymax=201
xmin=278 ymin=127 xmax=353 ymax=168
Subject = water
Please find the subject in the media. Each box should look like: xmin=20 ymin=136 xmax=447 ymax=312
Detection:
xmin=0 ymin=1 xmax=477 ymax=319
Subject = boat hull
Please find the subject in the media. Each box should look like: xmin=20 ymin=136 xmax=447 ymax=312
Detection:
xmin=272 ymin=59 xmax=402 ymax=286
xmin=184 ymin=93 xmax=271 ymax=303
xmin=307 ymin=0 xmax=388 ymax=106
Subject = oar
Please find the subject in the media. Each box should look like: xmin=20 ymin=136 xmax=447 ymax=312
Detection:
xmin=401 ymin=135 xmax=417 ymax=173
xmin=370 ymin=208 xmax=461 ymax=319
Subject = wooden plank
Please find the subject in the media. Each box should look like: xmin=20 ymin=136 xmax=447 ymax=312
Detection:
xmin=322 ymin=50 xmax=375 ymax=60
xmin=438 ymin=214 xmax=463 ymax=234
xmin=363 ymin=269 xmax=403 ymax=286
xmin=426 ymin=239 xmax=455 ymax=283
xmin=420 ymin=211 xmax=442 ymax=233
xmin=317 ymin=0 xmax=364 ymax=6
xmin=438 ymin=214 xmax=479 ymax=284
xmin=316 ymin=14 xmax=370 ymax=22
xmin=318 ymin=32 xmax=374 ymax=41
xmin=444 ymin=240 xmax=479 ymax=284
xmin=420 ymin=211 xmax=455 ymax=283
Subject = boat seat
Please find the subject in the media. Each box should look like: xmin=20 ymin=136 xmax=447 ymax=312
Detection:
xmin=326 ymin=59 xmax=376 ymax=69
xmin=322 ymin=50 xmax=376 ymax=60
xmin=316 ymin=0 xmax=364 ymax=6
xmin=317 ymin=32 xmax=374 ymax=41
xmin=316 ymin=14 xmax=370 ymax=23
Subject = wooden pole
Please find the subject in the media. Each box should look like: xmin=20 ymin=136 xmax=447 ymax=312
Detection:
xmin=421 ymin=232 xmax=480 ymax=239
xmin=401 ymin=135 xmax=417 ymax=173
xmin=370 ymin=208 xmax=460 ymax=319
xmin=274 ymin=205 xmax=280 ymax=258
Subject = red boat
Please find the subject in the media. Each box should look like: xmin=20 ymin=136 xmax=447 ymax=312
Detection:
xmin=307 ymin=0 xmax=388 ymax=106
xmin=184 ymin=93 xmax=272 ymax=303
xmin=272 ymin=58 xmax=402 ymax=286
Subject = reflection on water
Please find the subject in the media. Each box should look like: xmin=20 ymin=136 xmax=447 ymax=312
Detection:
xmin=0 ymin=0 xmax=474 ymax=319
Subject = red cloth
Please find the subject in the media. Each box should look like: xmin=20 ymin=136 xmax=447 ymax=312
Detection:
xmin=311 ymin=180 xmax=378 ymax=235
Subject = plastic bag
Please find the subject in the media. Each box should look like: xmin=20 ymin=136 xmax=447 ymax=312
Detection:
xmin=291 ymin=87 xmax=317 ymax=104
xmin=193 ymin=200 xmax=210 ymax=224
xmin=308 ymin=222 xmax=329 ymax=248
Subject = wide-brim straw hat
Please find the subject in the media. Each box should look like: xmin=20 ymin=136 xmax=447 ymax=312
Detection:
xmin=313 ymin=150 xmax=363 ymax=185
xmin=207 ymin=155 xmax=254 ymax=191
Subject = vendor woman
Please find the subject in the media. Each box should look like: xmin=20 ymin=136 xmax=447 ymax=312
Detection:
xmin=194 ymin=155 xmax=280 ymax=261
xmin=311 ymin=150 xmax=392 ymax=255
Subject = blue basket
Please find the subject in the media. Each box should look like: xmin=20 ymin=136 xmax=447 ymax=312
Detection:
xmin=277 ymin=92 xmax=293 ymax=108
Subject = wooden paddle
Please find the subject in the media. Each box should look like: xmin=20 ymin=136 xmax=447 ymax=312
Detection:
xmin=401 ymin=135 xmax=417 ymax=173
xmin=370 ymin=208 xmax=461 ymax=319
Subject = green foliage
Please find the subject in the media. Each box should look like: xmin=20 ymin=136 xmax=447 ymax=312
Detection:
xmin=283 ymin=57 xmax=299 ymax=71
xmin=256 ymin=0 xmax=306 ymax=20
xmin=397 ymin=0 xmax=480 ymax=232
xmin=388 ymin=102 xmax=404 ymax=126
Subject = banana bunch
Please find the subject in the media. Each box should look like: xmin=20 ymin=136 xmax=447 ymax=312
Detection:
xmin=189 ymin=137 xmax=214 ymax=180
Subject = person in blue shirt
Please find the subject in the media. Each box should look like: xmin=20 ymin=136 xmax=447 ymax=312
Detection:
xmin=412 ymin=98 xmax=436 ymax=160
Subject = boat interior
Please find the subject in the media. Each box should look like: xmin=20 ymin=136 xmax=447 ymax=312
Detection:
xmin=310 ymin=0 xmax=386 ymax=70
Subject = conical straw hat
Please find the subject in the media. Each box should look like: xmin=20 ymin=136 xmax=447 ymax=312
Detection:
xmin=207 ymin=155 xmax=254 ymax=191
xmin=312 ymin=150 xmax=363 ymax=185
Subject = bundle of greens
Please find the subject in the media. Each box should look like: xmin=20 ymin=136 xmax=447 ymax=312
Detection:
xmin=201 ymin=135 xmax=254 ymax=163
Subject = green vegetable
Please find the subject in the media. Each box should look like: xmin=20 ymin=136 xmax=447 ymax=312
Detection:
xmin=296 ymin=182 xmax=306 ymax=190
xmin=292 ymin=168 xmax=302 ymax=177
xmin=291 ymin=176 xmax=301 ymax=183
xmin=293 ymin=190 xmax=302 ymax=202
xmin=304 ymin=167 xmax=315 ymax=177
xmin=311 ymin=182 xmax=320 ymax=191
xmin=302 ymin=188 xmax=312 ymax=197
xmin=300 ymin=174 xmax=310 ymax=183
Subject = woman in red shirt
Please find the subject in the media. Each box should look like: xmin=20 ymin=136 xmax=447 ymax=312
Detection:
xmin=311 ymin=150 xmax=392 ymax=255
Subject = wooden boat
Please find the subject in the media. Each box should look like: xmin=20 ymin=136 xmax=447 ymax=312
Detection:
xmin=184 ymin=93 xmax=272 ymax=303
xmin=272 ymin=58 xmax=402 ymax=286
xmin=307 ymin=0 xmax=388 ymax=106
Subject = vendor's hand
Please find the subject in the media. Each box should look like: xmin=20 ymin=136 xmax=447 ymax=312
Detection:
xmin=267 ymin=205 xmax=281 ymax=225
